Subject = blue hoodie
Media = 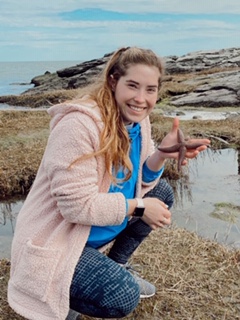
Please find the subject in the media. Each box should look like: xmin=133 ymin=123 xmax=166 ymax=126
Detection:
xmin=87 ymin=123 xmax=164 ymax=248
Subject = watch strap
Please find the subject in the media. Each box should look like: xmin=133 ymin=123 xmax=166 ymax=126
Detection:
xmin=136 ymin=198 xmax=144 ymax=208
xmin=133 ymin=198 xmax=145 ymax=217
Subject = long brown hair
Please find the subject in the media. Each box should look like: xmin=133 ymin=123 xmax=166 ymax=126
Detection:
xmin=77 ymin=47 xmax=164 ymax=183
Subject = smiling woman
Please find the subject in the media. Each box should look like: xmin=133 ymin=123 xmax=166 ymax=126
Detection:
xmin=7 ymin=46 xmax=209 ymax=320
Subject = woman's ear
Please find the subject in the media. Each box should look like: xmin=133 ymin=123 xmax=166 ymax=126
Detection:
xmin=109 ymin=75 xmax=117 ymax=92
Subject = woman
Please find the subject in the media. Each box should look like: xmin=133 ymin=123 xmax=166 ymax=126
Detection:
xmin=8 ymin=47 xmax=210 ymax=319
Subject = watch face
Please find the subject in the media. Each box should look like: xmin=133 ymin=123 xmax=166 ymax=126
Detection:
xmin=134 ymin=207 xmax=145 ymax=217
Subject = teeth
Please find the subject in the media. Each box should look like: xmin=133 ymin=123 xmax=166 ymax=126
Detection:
xmin=129 ymin=105 xmax=144 ymax=111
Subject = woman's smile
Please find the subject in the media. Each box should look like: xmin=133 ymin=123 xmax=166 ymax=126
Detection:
xmin=127 ymin=104 xmax=147 ymax=112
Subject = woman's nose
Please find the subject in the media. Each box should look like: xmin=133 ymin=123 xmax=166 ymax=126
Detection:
xmin=134 ymin=90 xmax=145 ymax=103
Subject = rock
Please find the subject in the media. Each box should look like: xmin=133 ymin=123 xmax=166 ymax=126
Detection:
xmin=57 ymin=53 xmax=111 ymax=77
xmin=67 ymin=64 xmax=105 ymax=89
xmin=171 ymin=89 xmax=239 ymax=108
xmin=225 ymin=112 xmax=240 ymax=120
xmin=23 ymin=52 xmax=112 ymax=94
xmin=192 ymin=115 xmax=202 ymax=120
xmin=170 ymin=70 xmax=240 ymax=107
xmin=10 ymin=47 xmax=240 ymax=108
xmin=175 ymin=111 xmax=186 ymax=116
xmin=25 ymin=73 xmax=69 ymax=95
xmin=164 ymin=47 xmax=240 ymax=74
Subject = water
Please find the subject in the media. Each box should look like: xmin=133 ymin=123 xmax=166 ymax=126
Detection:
xmin=172 ymin=148 xmax=240 ymax=248
xmin=165 ymin=109 xmax=240 ymax=121
xmin=0 ymin=200 xmax=23 ymax=258
xmin=0 ymin=148 xmax=239 ymax=259
xmin=0 ymin=60 xmax=80 ymax=96
xmin=167 ymin=110 xmax=228 ymax=120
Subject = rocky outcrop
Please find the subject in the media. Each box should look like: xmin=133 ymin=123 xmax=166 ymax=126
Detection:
xmin=164 ymin=48 xmax=240 ymax=107
xmin=170 ymin=70 xmax=240 ymax=107
xmin=164 ymin=47 xmax=240 ymax=74
xmin=11 ymin=47 xmax=240 ymax=107
xmin=25 ymin=53 xmax=112 ymax=95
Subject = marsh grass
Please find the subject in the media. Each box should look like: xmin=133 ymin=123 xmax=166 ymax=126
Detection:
xmin=0 ymin=111 xmax=50 ymax=198
xmin=0 ymin=89 xmax=78 ymax=108
xmin=210 ymin=203 xmax=240 ymax=224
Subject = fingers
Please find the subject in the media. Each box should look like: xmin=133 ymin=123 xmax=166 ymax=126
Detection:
xmin=185 ymin=138 xmax=210 ymax=159
xmin=189 ymin=138 xmax=211 ymax=146
xmin=185 ymin=144 xmax=208 ymax=159
xmin=150 ymin=216 xmax=171 ymax=230
xmin=162 ymin=216 xmax=171 ymax=226
xmin=141 ymin=198 xmax=172 ymax=230
xmin=171 ymin=117 xmax=179 ymax=133
xmin=156 ymin=207 xmax=172 ymax=228
xmin=196 ymin=145 xmax=208 ymax=152
xmin=159 ymin=201 xmax=169 ymax=210
xmin=185 ymin=150 xmax=199 ymax=159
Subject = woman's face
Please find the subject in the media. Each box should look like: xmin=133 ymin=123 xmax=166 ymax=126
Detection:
xmin=111 ymin=64 xmax=160 ymax=125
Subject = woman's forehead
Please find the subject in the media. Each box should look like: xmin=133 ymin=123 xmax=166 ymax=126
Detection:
xmin=123 ymin=64 xmax=161 ymax=83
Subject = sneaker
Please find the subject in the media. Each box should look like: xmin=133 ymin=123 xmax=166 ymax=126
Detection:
xmin=122 ymin=263 xmax=156 ymax=299
xmin=65 ymin=309 xmax=81 ymax=320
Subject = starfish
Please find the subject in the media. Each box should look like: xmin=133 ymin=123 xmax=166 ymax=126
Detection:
xmin=158 ymin=128 xmax=207 ymax=172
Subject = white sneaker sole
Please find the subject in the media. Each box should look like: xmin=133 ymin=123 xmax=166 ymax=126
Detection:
xmin=140 ymin=292 xmax=156 ymax=299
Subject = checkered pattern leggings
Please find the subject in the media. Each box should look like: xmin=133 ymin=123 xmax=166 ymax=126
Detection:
xmin=69 ymin=179 xmax=174 ymax=318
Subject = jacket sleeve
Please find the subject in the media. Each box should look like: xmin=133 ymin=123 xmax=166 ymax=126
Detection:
xmin=43 ymin=112 xmax=126 ymax=226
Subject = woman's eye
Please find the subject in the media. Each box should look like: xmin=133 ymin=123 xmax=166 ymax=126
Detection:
xmin=128 ymin=83 xmax=137 ymax=88
xmin=147 ymin=88 xmax=157 ymax=93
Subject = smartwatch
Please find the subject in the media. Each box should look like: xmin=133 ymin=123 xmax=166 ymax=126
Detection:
xmin=133 ymin=198 xmax=145 ymax=217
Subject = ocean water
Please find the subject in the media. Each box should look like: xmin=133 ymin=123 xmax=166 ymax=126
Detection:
xmin=0 ymin=60 xmax=80 ymax=96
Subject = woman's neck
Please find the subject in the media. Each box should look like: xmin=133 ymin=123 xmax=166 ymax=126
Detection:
xmin=125 ymin=122 xmax=134 ymax=129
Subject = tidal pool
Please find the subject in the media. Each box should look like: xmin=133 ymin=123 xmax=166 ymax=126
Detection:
xmin=0 ymin=148 xmax=239 ymax=259
xmin=0 ymin=200 xmax=23 ymax=259
xmin=171 ymin=148 xmax=240 ymax=249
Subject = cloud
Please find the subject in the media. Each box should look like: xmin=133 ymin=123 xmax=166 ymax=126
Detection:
xmin=0 ymin=0 xmax=240 ymax=61
xmin=2 ymin=0 xmax=240 ymax=15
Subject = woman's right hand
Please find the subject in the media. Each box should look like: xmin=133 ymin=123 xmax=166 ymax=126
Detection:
xmin=140 ymin=197 xmax=171 ymax=229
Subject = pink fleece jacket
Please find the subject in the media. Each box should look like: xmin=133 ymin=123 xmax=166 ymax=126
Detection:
xmin=8 ymin=99 xmax=160 ymax=320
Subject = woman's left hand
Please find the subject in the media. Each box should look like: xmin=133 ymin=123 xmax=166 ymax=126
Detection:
xmin=158 ymin=117 xmax=211 ymax=166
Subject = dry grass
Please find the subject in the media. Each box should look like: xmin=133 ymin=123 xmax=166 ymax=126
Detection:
xmin=0 ymin=89 xmax=79 ymax=108
xmin=1 ymin=226 xmax=240 ymax=320
xmin=0 ymin=111 xmax=50 ymax=198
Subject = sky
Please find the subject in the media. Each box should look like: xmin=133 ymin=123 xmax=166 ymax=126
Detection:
xmin=0 ymin=0 xmax=240 ymax=62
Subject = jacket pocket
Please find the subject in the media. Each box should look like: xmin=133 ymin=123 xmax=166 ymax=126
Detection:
xmin=12 ymin=239 xmax=62 ymax=302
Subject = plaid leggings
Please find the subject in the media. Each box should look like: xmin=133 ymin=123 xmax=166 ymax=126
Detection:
xmin=70 ymin=179 xmax=174 ymax=318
